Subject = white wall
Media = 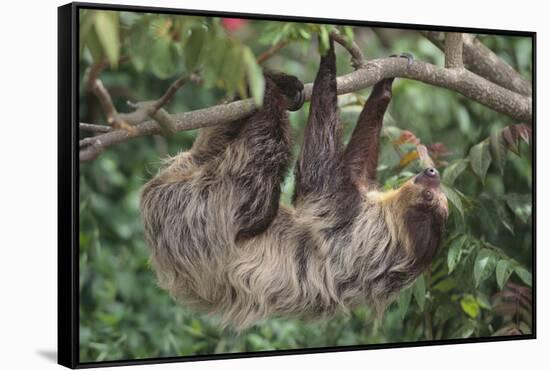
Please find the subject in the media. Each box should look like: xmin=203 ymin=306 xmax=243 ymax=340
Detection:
xmin=0 ymin=0 xmax=545 ymax=370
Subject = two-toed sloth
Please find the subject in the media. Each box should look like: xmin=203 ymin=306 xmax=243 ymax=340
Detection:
xmin=140 ymin=38 xmax=448 ymax=329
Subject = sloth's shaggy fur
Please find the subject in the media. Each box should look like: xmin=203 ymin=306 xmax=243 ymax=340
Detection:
xmin=140 ymin=39 xmax=448 ymax=329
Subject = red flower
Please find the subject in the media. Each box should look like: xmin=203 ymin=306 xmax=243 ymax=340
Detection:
xmin=221 ymin=18 xmax=247 ymax=32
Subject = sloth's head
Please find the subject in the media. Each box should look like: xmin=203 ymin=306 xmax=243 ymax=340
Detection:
xmin=398 ymin=167 xmax=449 ymax=219
xmin=377 ymin=167 xmax=449 ymax=269
xmin=379 ymin=168 xmax=448 ymax=217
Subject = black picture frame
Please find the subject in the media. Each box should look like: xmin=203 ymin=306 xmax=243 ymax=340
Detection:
xmin=58 ymin=2 xmax=536 ymax=368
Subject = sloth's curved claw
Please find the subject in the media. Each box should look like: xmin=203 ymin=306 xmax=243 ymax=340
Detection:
xmin=389 ymin=52 xmax=414 ymax=67
xmin=287 ymin=88 xmax=305 ymax=112
xmin=264 ymin=71 xmax=305 ymax=111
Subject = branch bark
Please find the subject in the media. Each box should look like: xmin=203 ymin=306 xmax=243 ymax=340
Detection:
xmin=330 ymin=31 xmax=366 ymax=69
xmin=80 ymin=57 xmax=531 ymax=162
xmin=444 ymin=33 xmax=464 ymax=68
xmin=80 ymin=123 xmax=112 ymax=133
xmin=422 ymin=31 xmax=532 ymax=96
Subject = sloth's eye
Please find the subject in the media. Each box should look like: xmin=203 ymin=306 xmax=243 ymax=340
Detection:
xmin=422 ymin=189 xmax=433 ymax=201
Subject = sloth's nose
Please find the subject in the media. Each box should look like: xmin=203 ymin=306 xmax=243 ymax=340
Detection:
xmin=424 ymin=168 xmax=439 ymax=178
xmin=414 ymin=167 xmax=440 ymax=187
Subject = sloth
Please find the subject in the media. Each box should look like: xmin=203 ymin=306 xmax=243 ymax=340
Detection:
xmin=140 ymin=38 xmax=448 ymax=329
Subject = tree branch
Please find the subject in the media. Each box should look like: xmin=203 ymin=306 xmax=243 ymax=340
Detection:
xmin=444 ymin=32 xmax=464 ymax=68
xmin=256 ymin=41 xmax=289 ymax=64
xmin=84 ymin=64 xmax=118 ymax=122
xmin=422 ymin=31 xmax=532 ymax=96
xmin=80 ymin=57 xmax=531 ymax=162
xmin=150 ymin=73 xmax=201 ymax=115
xmin=330 ymin=31 xmax=366 ymax=69
xmin=84 ymin=61 xmax=138 ymax=133
xmin=80 ymin=123 xmax=112 ymax=133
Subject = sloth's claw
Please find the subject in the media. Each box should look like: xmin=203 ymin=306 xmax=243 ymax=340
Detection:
xmin=389 ymin=52 xmax=414 ymax=67
xmin=264 ymin=71 xmax=305 ymax=111
xmin=287 ymin=88 xmax=305 ymax=112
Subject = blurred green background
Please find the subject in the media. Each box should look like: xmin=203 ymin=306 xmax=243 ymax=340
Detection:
xmin=78 ymin=10 xmax=533 ymax=363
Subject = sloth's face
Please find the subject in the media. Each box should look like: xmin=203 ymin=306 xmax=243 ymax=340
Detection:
xmin=388 ymin=168 xmax=449 ymax=266
xmin=397 ymin=168 xmax=449 ymax=220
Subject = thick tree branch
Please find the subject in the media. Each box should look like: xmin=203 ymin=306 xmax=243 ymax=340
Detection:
xmin=422 ymin=31 xmax=532 ymax=96
xmin=444 ymin=33 xmax=464 ymax=68
xmin=80 ymin=57 xmax=531 ymax=162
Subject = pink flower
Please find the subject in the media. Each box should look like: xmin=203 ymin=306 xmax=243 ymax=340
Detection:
xmin=222 ymin=18 xmax=247 ymax=32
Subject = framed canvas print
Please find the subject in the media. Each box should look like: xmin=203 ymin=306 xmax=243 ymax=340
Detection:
xmin=58 ymin=2 xmax=536 ymax=368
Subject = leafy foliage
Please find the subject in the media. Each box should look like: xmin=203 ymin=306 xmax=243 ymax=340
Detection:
xmin=79 ymin=11 xmax=533 ymax=363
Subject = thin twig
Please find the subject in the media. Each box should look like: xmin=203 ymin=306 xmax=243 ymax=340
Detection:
xmin=84 ymin=60 xmax=201 ymax=137
xmin=330 ymin=31 xmax=366 ymax=69
xmin=84 ymin=60 xmax=136 ymax=133
xmin=150 ymin=73 xmax=201 ymax=115
xmin=84 ymin=66 xmax=118 ymax=122
xmin=80 ymin=123 xmax=112 ymax=133
xmin=256 ymin=41 xmax=289 ymax=64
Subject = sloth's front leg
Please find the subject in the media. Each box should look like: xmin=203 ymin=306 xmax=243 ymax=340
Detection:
xmin=228 ymin=73 xmax=304 ymax=241
xmin=343 ymin=53 xmax=414 ymax=189
xmin=293 ymin=37 xmax=345 ymax=204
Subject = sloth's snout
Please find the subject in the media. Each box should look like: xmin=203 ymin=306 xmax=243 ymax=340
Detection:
xmin=424 ymin=167 xmax=439 ymax=178
xmin=414 ymin=167 xmax=440 ymax=187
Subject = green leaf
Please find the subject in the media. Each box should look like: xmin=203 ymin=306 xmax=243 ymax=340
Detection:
xmin=93 ymin=11 xmax=120 ymax=67
xmin=496 ymin=259 xmax=513 ymax=289
xmin=432 ymin=278 xmax=456 ymax=293
xmin=398 ymin=286 xmax=413 ymax=319
xmin=460 ymin=294 xmax=480 ymax=318
xmin=84 ymin=28 xmax=105 ymax=64
xmin=469 ymin=140 xmax=492 ymax=184
xmin=497 ymin=201 xmax=515 ymax=234
xmin=453 ymin=320 xmax=476 ymax=338
xmin=79 ymin=10 xmax=96 ymax=56
xmin=243 ymin=47 xmax=265 ymax=107
xmin=514 ymin=266 xmax=532 ymax=287
xmin=476 ymin=293 xmax=492 ymax=310
xmin=127 ymin=19 xmax=151 ymax=72
xmin=447 ymin=235 xmax=467 ymax=273
xmin=201 ymin=37 xmax=230 ymax=87
xmin=150 ymin=38 xmax=181 ymax=79
xmin=319 ymin=26 xmax=330 ymax=53
xmin=248 ymin=334 xmax=271 ymax=350
xmin=413 ymin=274 xmax=426 ymax=311
xmin=506 ymin=193 xmax=532 ymax=224
xmin=222 ymin=45 xmax=245 ymax=97
xmin=490 ymin=131 xmax=507 ymax=175
xmin=473 ymin=248 xmax=497 ymax=287
xmin=442 ymin=159 xmax=468 ymax=186
xmin=185 ymin=26 xmax=208 ymax=71
xmin=297 ymin=27 xmax=312 ymax=40
xmin=519 ymin=322 xmax=531 ymax=335
xmin=441 ymin=184 xmax=464 ymax=219
xmin=343 ymin=26 xmax=354 ymax=46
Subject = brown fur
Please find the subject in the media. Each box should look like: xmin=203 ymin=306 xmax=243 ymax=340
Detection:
xmin=140 ymin=38 xmax=448 ymax=329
